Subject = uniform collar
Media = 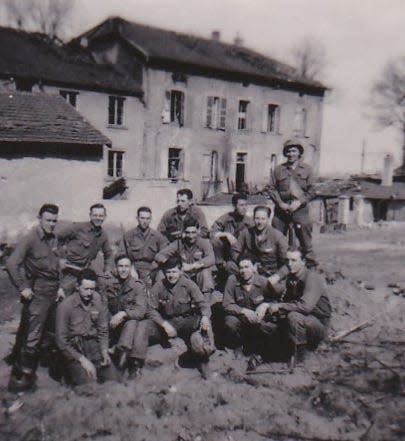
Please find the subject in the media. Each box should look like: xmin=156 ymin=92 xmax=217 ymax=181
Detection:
xmin=71 ymin=291 xmax=96 ymax=309
xmin=36 ymin=226 xmax=55 ymax=240
xmin=135 ymin=226 xmax=151 ymax=236
xmin=87 ymin=221 xmax=102 ymax=235
xmin=290 ymin=266 xmax=308 ymax=282
xmin=236 ymin=273 xmax=262 ymax=287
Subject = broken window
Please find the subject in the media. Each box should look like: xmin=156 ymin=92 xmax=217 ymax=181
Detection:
xmin=59 ymin=90 xmax=79 ymax=108
xmin=108 ymin=150 xmax=124 ymax=178
xmin=168 ymin=147 xmax=184 ymax=180
xmin=163 ymin=90 xmax=185 ymax=126
xmin=206 ymin=97 xmax=227 ymax=130
xmin=108 ymin=96 xmax=125 ymax=126
xmin=237 ymin=100 xmax=249 ymax=130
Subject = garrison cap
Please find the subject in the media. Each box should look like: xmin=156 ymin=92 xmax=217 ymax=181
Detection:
xmin=282 ymin=138 xmax=304 ymax=157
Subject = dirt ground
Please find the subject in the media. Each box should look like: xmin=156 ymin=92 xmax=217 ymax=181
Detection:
xmin=1 ymin=223 xmax=405 ymax=441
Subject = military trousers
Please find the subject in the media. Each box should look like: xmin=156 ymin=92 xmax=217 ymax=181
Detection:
xmin=286 ymin=311 xmax=328 ymax=347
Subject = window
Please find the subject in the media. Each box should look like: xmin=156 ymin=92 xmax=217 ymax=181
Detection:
xmin=108 ymin=96 xmax=125 ymax=126
xmin=267 ymin=104 xmax=280 ymax=133
xmin=237 ymin=100 xmax=249 ymax=130
xmin=168 ymin=148 xmax=184 ymax=180
xmin=163 ymin=90 xmax=185 ymax=126
xmin=202 ymin=150 xmax=219 ymax=182
xmin=107 ymin=150 xmax=124 ymax=178
xmin=294 ymin=107 xmax=307 ymax=137
xmin=59 ymin=90 xmax=79 ymax=108
xmin=206 ymin=97 xmax=227 ymax=130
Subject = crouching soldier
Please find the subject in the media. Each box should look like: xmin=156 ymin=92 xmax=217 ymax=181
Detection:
xmin=258 ymin=248 xmax=331 ymax=363
xmin=56 ymin=269 xmax=119 ymax=386
xmin=155 ymin=218 xmax=215 ymax=301
xmin=138 ymin=257 xmax=214 ymax=378
xmin=222 ymin=254 xmax=279 ymax=371
xmin=105 ymin=255 xmax=148 ymax=378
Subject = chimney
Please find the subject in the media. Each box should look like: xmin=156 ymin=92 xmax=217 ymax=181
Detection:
xmin=234 ymin=32 xmax=244 ymax=46
xmin=211 ymin=30 xmax=220 ymax=41
xmin=382 ymin=153 xmax=394 ymax=186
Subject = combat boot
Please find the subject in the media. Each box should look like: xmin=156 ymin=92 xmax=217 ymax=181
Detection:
xmin=127 ymin=358 xmax=144 ymax=380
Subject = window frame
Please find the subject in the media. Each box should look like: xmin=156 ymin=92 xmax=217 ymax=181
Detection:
xmin=108 ymin=95 xmax=126 ymax=127
xmin=237 ymin=100 xmax=250 ymax=130
xmin=107 ymin=149 xmax=125 ymax=178
xmin=206 ymin=96 xmax=227 ymax=130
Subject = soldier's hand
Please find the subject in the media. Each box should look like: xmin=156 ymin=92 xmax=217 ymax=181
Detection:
xmin=56 ymin=288 xmax=65 ymax=303
xmin=289 ymin=200 xmax=301 ymax=212
xmin=224 ymin=233 xmax=238 ymax=246
xmin=268 ymin=274 xmax=281 ymax=287
xmin=103 ymin=269 xmax=113 ymax=279
xmin=21 ymin=288 xmax=34 ymax=301
xmin=110 ymin=311 xmax=127 ymax=328
xmin=267 ymin=303 xmax=281 ymax=315
xmin=162 ymin=321 xmax=177 ymax=338
xmin=200 ymin=316 xmax=211 ymax=331
xmin=100 ymin=350 xmax=111 ymax=367
xmin=182 ymin=262 xmax=194 ymax=272
xmin=79 ymin=356 xmax=97 ymax=379
xmin=256 ymin=303 xmax=270 ymax=321
xmin=242 ymin=308 xmax=259 ymax=324
xmin=279 ymin=202 xmax=290 ymax=212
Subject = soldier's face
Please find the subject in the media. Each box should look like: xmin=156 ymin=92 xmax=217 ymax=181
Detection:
xmin=286 ymin=251 xmax=305 ymax=274
xmin=285 ymin=146 xmax=301 ymax=164
xmin=239 ymin=259 xmax=255 ymax=281
xmin=184 ymin=226 xmax=198 ymax=244
xmin=254 ymin=210 xmax=269 ymax=231
xmin=164 ymin=266 xmax=182 ymax=284
xmin=235 ymin=199 xmax=248 ymax=216
xmin=78 ymin=279 xmax=96 ymax=304
xmin=90 ymin=208 xmax=106 ymax=228
xmin=177 ymin=194 xmax=191 ymax=212
xmin=39 ymin=211 xmax=58 ymax=234
xmin=137 ymin=211 xmax=151 ymax=230
xmin=116 ymin=258 xmax=132 ymax=280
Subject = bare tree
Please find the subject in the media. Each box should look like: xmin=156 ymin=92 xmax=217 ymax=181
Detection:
xmin=369 ymin=56 xmax=405 ymax=171
xmin=2 ymin=0 xmax=75 ymax=40
xmin=290 ymin=37 xmax=327 ymax=81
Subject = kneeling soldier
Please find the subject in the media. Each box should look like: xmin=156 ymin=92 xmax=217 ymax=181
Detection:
xmin=139 ymin=257 xmax=214 ymax=378
xmin=56 ymin=269 xmax=119 ymax=386
xmin=105 ymin=255 xmax=148 ymax=378
xmin=223 ymin=254 xmax=279 ymax=371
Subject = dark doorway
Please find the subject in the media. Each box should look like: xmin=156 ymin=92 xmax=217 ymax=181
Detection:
xmin=372 ymin=200 xmax=388 ymax=222
xmin=235 ymin=152 xmax=247 ymax=192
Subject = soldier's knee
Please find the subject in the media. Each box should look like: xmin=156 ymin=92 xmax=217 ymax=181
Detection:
xmin=224 ymin=315 xmax=241 ymax=331
xmin=287 ymin=311 xmax=304 ymax=326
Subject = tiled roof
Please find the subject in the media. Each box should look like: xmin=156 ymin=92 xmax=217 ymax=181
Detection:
xmin=0 ymin=92 xmax=111 ymax=146
xmin=79 ymin=17 xmax=327 ymax=94
xmin=0 ymin=27 xmax=142 ymax=96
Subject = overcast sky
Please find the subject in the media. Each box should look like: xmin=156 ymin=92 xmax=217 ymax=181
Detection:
xmin=24 ymin=1 xmax=405 ymax=174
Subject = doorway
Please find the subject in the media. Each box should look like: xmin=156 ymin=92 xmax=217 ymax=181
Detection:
xmin=235 ymin=152 xmax=247 ymax=192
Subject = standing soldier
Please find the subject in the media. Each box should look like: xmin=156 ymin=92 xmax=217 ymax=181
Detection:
xmin=7 ymin=203 xmax=64 ymax=391
xmin=105 ymin=255 xmax=148 ymax=378
xmin=118 ymin=206 xmax=168 ymax=288
xmin=59 ymin=203 xmax=114 ymax=296
xmin=56 ymin=269 xmax=119 ymax=386
xmin=141 ymin=257 xmax=214 ymax=378
xmin=155 ymin=218 xmax=215 ymax=300
xmin=268 ymin=139 xmax=317 ymax=266
xmin=210 ymin=193 xmax=253 ymax=277
xmin=158 ymin=188 xmax=209 ymax=242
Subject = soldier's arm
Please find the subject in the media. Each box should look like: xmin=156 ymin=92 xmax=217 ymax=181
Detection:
xmin=101 ymin=234 xmax=114 ymax=272
xmin=301 ymin=167 xmax=316 ymax=204
xmin=195 ymin=207 xmax=209 ymax=239
xmin=158 ymin=232 xmax=170 ymax=251
xmin=189 ymin=281 xmax=211 ymax=318
xmin=146 ymin=284 xmax=165 ymax=326
xmin=193 ymin=240 xmax=215 ymax=269
xmin=96 ymin=299 xmax=110 ymax=354
xmin=57 ymin=222 xmax=76 ymax=243
xmin=268 ymin=167 xmax=284 ymax=205
xmin=230 ymin=230 xmax=244 ymax=263
xmin=210 ymin=217 xmax=225 ymax=235
xmin=154 ymin=241 xmax=178 ymax=265
xmin=274 ymin=230 xmax=289 ymax=279
xmin=157 ymin=212 xmax=169 ymax=238
xmin=6 ymin=235 xmax=31 ymax=291
xmin=222 ymin=276 xmax=243 ymax=316
xmin=125 ymin=282 xmax=148 ymax=320
xmin=55 ymin=301 xmax=82 ymax=361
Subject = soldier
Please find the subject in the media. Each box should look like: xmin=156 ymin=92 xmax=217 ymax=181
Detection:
xmin=268 ymin=139 xmax=317 ymax=266
xmin=155 ymin=217 xmax=215 ymax=299
xmin=56 ymin=269 xmax=119 ymax=386
xmin=59 ymin=203 xmax=114 ymax=296
xmin=105 ymin=255 xmax=148 ymax=378
xmin=118 ymin=206 xmax=168 ymax=288
xmin=222 ymin=254 xmax=279 ymax=371
xmin=139 ymin=257 xmax=214 ymax=378
xmin=258 ymin=247 xmax=331 ymax=363
xmin=158 ymin=188 xmax=209 ymax=242
xmin=7 ymin=203 xmax=64 ymax=391
xmin=210 ymin=193 xmax=253 ymax=274
xmin=231 ymin=205 xmax=288 ymax=283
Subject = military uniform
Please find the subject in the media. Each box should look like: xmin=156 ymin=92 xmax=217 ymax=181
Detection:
xmin=118 ymin=226 xmax=168 ymax=287
xmin=136 ymin=276 xmax=212 ymax=362
xmin=58 ymin=222 xmax=114 ymax=295
xmin=222 ymin=274 xmax=276 ymax=354
xmin=104 ymin=275 xmax=148 ymax=359
xmin=269 ymin=160 xmax=316 ymax=261
xmin=56 ymin=291 xmax=119 ymax=385
xmin=157 ymin=205 xmax=209 ymax=243
xmin=155 ymin=237 xmax=215 ymax=294
xmin=231 ymin=225 xmax=288 ymax=277
xmin=7 ymin=226 xmax=61 ymax=375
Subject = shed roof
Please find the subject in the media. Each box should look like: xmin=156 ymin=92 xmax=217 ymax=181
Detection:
xmin=79 ymin=17 xmax=327 ymax=95
xmin=0 ymin=92 xmax=111 ymax=146
xmin=0 ymin=27 xmax=142 ymax=96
